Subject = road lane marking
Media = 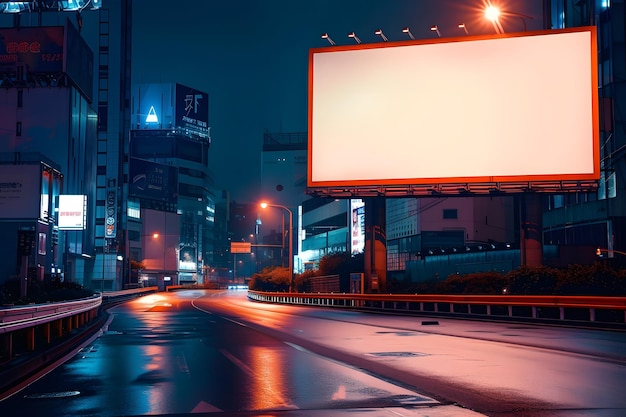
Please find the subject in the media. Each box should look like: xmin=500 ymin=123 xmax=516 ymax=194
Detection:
xmin=177 ymin=351 xmax=190 ymax=375
xmin=284 ymin=342 xmax=308 ymax=352
xmin=219 ymin=349 xmax=255 ymax=377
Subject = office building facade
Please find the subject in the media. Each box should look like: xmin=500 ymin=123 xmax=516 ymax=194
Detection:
xmin=542 ymin=0 xmax=626 ymax=266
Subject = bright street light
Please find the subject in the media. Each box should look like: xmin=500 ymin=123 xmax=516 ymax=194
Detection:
xmin=260 ymin=202 xmax=293 ymax=291
xmin=484 ymin=5 xmax=533 ymax=34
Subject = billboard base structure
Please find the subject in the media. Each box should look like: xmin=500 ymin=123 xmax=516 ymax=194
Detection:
xmin=307 ymin=180 xmax=598 ymax=198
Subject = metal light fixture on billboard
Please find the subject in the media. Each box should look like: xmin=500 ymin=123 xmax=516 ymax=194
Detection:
xmin=60 ymin=0 xmax=90 ymax=11
xmin=321 ymin=33 xmax=335 ymax=46
xmin=0 ymin=2 xmax=30 ymax=13
xmin=375 ymin=29 xmax=388 ymax=42
xmin=1 ymin=1 xmax=101 ymax=13
xmin=402 ymin=27 xmax=415 ymax=40
xmin=348 ymin=32 xmax=361 ymax=44
xmin=458 ymin=23 xmax=469 ymax=35
xmin=430 ymin=25 xmax=441 ymax=37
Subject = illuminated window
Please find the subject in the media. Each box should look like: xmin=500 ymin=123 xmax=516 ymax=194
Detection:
xmin=127 ymin=199 xmax=140 ymax=219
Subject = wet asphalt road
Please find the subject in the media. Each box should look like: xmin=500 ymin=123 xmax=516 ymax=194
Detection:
xmin=1 ymin=289 xmax=625 ymax=417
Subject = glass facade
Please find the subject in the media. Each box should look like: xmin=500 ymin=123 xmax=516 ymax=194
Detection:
xmin=542 ymin=0 xmax=626 ymax=265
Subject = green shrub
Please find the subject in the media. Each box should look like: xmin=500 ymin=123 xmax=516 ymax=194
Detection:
xmin=0 ymin=279 xmax=93 ymax=305
xmin=505 ymin=265 xmax=561 ymax=295
xmin=437 ymin=272 xmax=509 ymax=294
xmin=248 ymin=266 xmax=290 ymax=292
xmin=388 ymin=263 xmax=626 ymax=296
xmin=557 ymin=262 xmax=626 ymax=295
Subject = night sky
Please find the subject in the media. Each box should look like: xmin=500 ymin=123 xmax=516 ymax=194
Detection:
xmin=131 ymin=0 xmax=545 ymax=202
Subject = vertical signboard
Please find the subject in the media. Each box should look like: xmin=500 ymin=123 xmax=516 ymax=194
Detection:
xmin=350 ymin=199 xmax=365 ymax=254
xmin=105 ymin=179 xmax=117 ymax=238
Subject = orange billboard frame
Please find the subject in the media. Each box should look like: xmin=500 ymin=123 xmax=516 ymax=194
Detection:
xmin=307 ymin=27 xmax=599 ymax=194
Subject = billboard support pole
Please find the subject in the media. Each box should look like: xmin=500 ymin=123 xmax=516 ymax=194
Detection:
xmin=521 ymin=193 xmax=543 ymax=267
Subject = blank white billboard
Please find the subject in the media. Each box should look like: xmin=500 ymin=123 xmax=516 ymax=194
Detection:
xmin=308 ymin=27 xmax=599 ymax=188
xmin=58 ymin=195 xmax=87 ymax=230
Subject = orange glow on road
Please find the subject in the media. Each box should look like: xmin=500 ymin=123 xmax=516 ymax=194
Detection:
xmin=248 ymin=346 xmax=292 ymax=410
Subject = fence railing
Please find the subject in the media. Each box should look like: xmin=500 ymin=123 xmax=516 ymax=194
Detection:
xmin=0 ymin=295 xmax=102 ymax=334
xmin=248 ymin=291 xmax=626 ymax=327
xmin=0 ymin=287 xmax=158 ymax=361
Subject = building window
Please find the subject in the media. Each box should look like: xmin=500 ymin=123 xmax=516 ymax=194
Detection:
xmin=17 ymin=90 xmax=23 ymax=107
xmin=443 ymin=209 xmax=457 ymax=219
xmin=16 ymin=122 xmax=22 ymax=137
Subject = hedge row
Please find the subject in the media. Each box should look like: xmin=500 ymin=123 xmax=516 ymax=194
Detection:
xmin=0 ymin=278 xmax=94 ymax=305
xmin=389 ymin=263 xmax=626 ymax=296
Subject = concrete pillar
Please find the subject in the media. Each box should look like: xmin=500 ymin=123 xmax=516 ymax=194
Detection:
xmin=520 ymin=193 xmax=543 ymax=267
xmin=26 ymin=327 xmax=35 ymax=351
xmin=1 ymin=333 xmax=13 ymax=359
xmin=53 ymin=319 xmax=63 ymax=338
xmin=43 ymin=322 xmax=51 ymax=344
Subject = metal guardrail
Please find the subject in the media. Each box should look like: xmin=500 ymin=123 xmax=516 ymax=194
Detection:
xmin=0 ymin=285 xmax=163 ymax=399
xmin=0 ymin=287 xmax=159 ymax=363
xmin=0 ymin=286 xmax=159 ymax=334
xmin=101 ymin=286 xmax=158 ymax=301
xmin=248 ymin=291 xmax=626 ymax=326
xmin=0 ymin=294 xmax=102 ymax=334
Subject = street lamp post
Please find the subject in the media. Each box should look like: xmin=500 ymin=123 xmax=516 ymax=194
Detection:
xmin=260 ymin=202 xmax=293 ymax=292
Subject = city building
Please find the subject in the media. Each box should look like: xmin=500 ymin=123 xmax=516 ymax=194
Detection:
xmin=299 ymin=198 xmax=361 ymax=271
xmin=128 ymin=82 xmax=215 ymax=287
xmin=0 ymin=20 xmax=98 ymax=286
xmin=259 ymin=132 xmax=308 ymax=273
xmin=390 ymin=197 xmax=519 ymax=282
xmin=0 ymin=5 xmax=221 ymax=291
xmin=541 ymin=0 xmax=626 ymax=266
xmin=0 ymin=3 xmax=133 ymax=290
